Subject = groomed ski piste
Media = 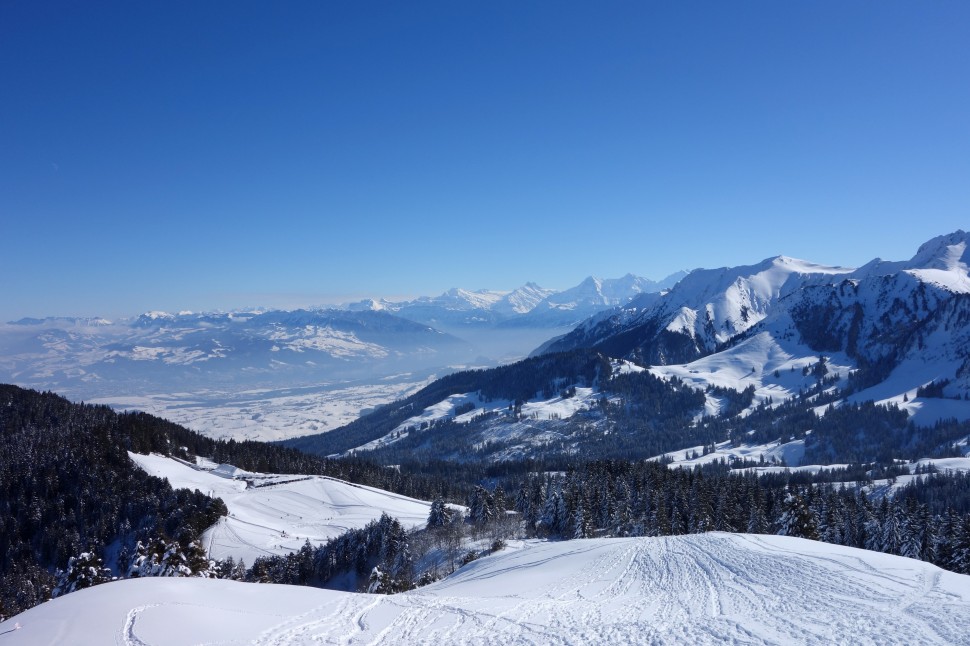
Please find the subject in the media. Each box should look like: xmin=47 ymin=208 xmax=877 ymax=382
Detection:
xmin=128 ymin=453 xmax=433 ymax=564
xmin=7 ymin=533 xmax=970 ymax=645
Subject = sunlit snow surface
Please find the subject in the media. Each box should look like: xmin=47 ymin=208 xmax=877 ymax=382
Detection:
xmin=91 ymin=378 xmax=432 ymax=442
xmin=129 ymin=453 xmax=432 ymax=564
xmin=9 ymin=533 xmax=970 ymax=645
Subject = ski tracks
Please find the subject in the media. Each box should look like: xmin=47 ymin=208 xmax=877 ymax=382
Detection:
xmin=122 ymin=603 xmax=160 ymax=646
xmin=124 ymin=535 xmax=970 ymax=645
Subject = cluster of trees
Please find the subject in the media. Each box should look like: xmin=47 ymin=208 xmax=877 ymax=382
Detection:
xmin=245 ymin=513 xmax=415 ymax=592
xmin=240 ymin=495 xmax=516 ymax=593
xmin=917 ymin=379 xmax=952 ymax=399
xmin=706 ymin=384 xmax=756 ymax=418
xmin=712 ymin=394 xmax=969 ymax=465
xmin=507 ymin=461 xmax=970 ymax=574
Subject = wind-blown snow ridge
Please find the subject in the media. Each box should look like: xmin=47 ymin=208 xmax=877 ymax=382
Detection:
xmin=9 ymin=533 xmax=970 ymax=645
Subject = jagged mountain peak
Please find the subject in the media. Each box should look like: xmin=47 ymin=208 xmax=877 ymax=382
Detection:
xmin=497 ymin=282 xmax=555 ymax=315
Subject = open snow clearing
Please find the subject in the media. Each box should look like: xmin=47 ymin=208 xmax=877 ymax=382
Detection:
xmin=9 ymin=533 xmax=970 ymax=645
xmin=128 ymin=452 xmax=432 ymax=564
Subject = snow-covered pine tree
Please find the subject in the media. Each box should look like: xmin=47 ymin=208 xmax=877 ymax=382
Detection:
xmin=880 ymin=503 xmax=905 ymax=556
xmin=427 ymin=497 xmax=450 ymax=529
xmin=571 ymin=501 xmax=593 ymax=539
xmin=391 ymin=540 xmax=415 ymax=591
xmin=777 ymin=491 xmax=818 ymax=540
xmin=52 ymin=551 xmax=112 ymax=598
xmin=468 ymin=486 xmax=495 ymax=526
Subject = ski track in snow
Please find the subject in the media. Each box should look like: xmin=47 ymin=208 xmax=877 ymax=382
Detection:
xmin=278 ymin=534 xmax=970 ymax=645
xmin=122 ymin=603 xmax=158 ymax=646
xmin=10 ymin=533 xmax=970 ymax=645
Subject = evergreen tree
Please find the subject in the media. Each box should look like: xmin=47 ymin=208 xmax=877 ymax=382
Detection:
xmin=427 ymin=497 xmax=450 ymax=529
xmin=52 ymin=552 xmax=112 ymax=598
xmin=778 ymin=491 xmax=818 ymax=540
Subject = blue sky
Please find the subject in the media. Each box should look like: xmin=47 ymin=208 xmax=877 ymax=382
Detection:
xmin=2 ymin=1 xmax=968 ymax=320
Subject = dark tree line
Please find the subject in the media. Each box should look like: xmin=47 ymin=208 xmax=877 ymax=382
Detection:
xmin=245 ymin=513 xmax=416 ymax=593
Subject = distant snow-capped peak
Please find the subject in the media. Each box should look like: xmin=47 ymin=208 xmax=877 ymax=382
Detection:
xmin=495 ymin=282 xmax=556 ymax=315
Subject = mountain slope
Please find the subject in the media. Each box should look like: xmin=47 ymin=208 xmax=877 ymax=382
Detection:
xmin=286 ymin=231 xmax=970 ymax=468
xmin=0 ymin=385 xmax=469 ymax=619
xmin=129 ymin=452 xmax=433 ymax=565
xmin=8 ymin=533 xmax=970 ymax=645
xmin=283 ymin=349 xmax=625 ymax=459
xmin=542 ymin=231 xmax=970 ymax=407
xmin=540 ymin=255 xmax=853 ymax=362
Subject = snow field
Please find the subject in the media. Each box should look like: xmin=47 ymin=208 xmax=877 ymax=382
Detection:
xmin=650 ymin=330 xmax=854 ymax=417
xmin=93 ymin=377 xmax=430 ymax=442
xmin=9 ymin=533 xmax=970 ymax=645
xmin=129 ymin=453 xmax=432 ymax=564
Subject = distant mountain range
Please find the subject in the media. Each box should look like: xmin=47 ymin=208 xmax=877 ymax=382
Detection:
xmin=345 ymin=271 xmax=688 ymax=330
xmin=0 ymin=309 xmax=475 ymax=398
xmin=287 ymin=230 xmax=970 ymax=465
xmin=0 ymin=272 xmax=683 ymax=409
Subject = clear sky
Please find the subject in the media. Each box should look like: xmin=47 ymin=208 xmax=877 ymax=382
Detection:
xmin=2 ymin=1 xmax=968 ymax=320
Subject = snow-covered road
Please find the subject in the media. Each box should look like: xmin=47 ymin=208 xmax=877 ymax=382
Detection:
xmin=10 ymin=533 xmax=970 ymax=645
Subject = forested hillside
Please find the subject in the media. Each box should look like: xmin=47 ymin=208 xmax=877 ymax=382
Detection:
xmin=284 ymin=350 xmax=615 ymax=456
xmin=0 ymin=385 xmax=463 ymax=619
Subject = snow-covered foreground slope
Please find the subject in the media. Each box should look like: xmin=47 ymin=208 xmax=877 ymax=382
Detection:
xmin=9 ymin=533 xmax=970 ymax=645
xmin=129 ymin=453 xmax=432 ymax=564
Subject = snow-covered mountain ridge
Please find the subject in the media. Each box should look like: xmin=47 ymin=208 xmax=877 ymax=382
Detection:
xmin=8 ymin=533 xmax=970 ymax=645
xmin=543 ymin=231 xmax=970 ymax=404
xmin=346 ymin=271 xmax=689 ymax=329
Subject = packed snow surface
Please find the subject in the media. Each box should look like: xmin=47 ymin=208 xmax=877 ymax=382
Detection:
xmin=9 ymin=533 xmax=970 ymax=645
xmin=128 ymin=453 xmax=432 ymax=564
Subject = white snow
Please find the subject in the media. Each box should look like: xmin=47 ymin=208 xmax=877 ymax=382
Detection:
xmin=849 ymin=351 xmax=970 ymax=426
xmin=92 ymin=377 xmax=432 ymax=443
xmin=651 ymin=331 xmax=853 ymax=415
xmin=128 ymin=453 xmax=432 ymax=564
xmin=655 ymin=438 xmax=809 ymax=469
xmin=350 ymin=386 xmax=608 ymax=454
xmin=9 ymin=533 xmax=970 ymax=645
